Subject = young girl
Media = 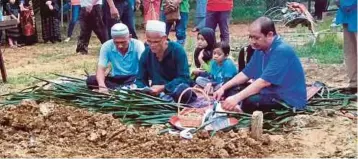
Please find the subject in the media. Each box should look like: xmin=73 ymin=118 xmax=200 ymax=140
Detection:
xmin=192 ymin=27 xmax=216 ymax=75
xmin=5 ymin=0 xmax=21 ymax=48
xmin=195 ymin=42 xmax=238 ymax=93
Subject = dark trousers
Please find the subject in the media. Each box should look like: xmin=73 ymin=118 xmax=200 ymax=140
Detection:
xmin=102 ymin=0 xmax=138 ymax=39
xmin=205 ymin=10 xmax=231 ymax=43
xmin=86 ymin=75 xmax=136 ymax=90
xmin=160 ymin=11 xmax=189 ymax=45
xmin=76 ymin=5 xmax=109 ymax=53
xmin=224 ymin=86 xmax=285 ymax=114
xmin=314 ymin=0 xmax=328 ymax=20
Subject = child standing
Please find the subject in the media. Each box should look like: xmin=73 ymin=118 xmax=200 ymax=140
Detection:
xmin=5 ymin=0 xmax=21 ymax=48
xmin=195 ymin=42 xmax=238 ymax=93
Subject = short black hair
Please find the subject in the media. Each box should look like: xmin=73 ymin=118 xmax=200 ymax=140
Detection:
xmin=214 ymin=42 xmax=230 ymax=56
xmin=256 ymin=17 xmax=277 ymax=36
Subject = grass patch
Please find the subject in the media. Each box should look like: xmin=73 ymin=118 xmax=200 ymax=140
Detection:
xmin=296 ymin=33 xmax=343 ymax=64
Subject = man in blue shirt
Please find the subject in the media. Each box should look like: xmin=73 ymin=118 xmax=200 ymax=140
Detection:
xmin=214 ymin=17 xmax=307 ymax=113
xmin=86 ymin=23 xmax=145 ymax=93
xmin=335 ymin=0 xmax=357 ymax=93
xmin=135 ymin=20 xmax=193 ymax=103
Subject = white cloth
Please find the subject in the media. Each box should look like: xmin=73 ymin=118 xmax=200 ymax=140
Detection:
xmin=81 ymin=0 xmax=102 ymax=7
xmin=146 ymin=20 xmax=166 ymax=34
xmin=111 ymin=23 xmax=129 ymax=38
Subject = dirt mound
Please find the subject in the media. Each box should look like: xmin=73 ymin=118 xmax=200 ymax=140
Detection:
xmin=0 ymin=100 xmax=282 ymax=157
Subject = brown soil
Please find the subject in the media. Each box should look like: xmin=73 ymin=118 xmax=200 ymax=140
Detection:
xmin=0 ymin=100 xmax=282 ymax=157
xmin=0 ymin=100 xmax=356 ymax=158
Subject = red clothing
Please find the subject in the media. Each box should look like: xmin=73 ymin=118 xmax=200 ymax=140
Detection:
xmin=207 ymin=0 xmax=233 ymax=11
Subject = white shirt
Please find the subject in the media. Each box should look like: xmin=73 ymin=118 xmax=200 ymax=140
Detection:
xmin=81 ymin=0 xmax=102 ymax=7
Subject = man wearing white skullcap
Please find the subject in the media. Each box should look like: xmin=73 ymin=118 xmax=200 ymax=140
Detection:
xmin=86 ymin=23 xmax=145 ymax=93
xmin=134 ymin=20 xmax=194 ymax=103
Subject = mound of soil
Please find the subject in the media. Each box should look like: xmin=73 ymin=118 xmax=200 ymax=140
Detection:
xmin=0 ymin=100 xmax=281 ymax=157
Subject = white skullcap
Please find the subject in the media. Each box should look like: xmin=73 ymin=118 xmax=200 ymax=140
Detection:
xmin=146 ymin=20 xmax=166 ymax=35
xmin=111 ymin=23 xmax=129 ymax=38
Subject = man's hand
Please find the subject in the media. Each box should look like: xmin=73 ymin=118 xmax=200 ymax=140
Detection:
xmin=110 ymin=6 xmax=120 ymax=19
xmin=213 ymin=88 xmax=225 ymax=100
xmin=20 ymin=4 xmax=29 ymax=11
xmin=222 ymin=95 xmax=240 ymax=111
xmin=86 ymin=5 xmax=93 ymax=13
xmin=150 ymin=85 xmax=165 ymax=96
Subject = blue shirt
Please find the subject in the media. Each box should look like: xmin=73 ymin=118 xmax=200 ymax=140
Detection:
xmin=242 ymin=36 xmax=307 ymax=110
xmin=335 ymin=0 xmax=357 ymax=32
xmin=209 ymin=58 xmax=238 ymax=83
xmin=98 ymin=39 xmax=145 ymax=76
xmin=135 ymin=42 xmax=191 ymax=93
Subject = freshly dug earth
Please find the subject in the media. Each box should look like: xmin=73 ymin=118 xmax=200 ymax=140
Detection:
xmin=1 ymin=100 xmax=357 ymax=158
xmin=0 ymin=100 xmax=278 ymax=157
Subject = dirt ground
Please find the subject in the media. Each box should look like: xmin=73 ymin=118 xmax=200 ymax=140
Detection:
xmin=0 ymin=24 xmax=357 ymax=157
xmin=0 ymin=100 xmax=356 ymax=158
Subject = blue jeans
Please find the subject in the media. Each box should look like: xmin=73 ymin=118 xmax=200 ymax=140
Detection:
xmin=67 ymin=5 xmax=80 ymax=37
xmin=102 ymin=0 xmax=137 ymax=39
xmin=161 ymin=11 xmax=189 ymax=45
xmin=205 ymin=11 xmax=231 ymax=43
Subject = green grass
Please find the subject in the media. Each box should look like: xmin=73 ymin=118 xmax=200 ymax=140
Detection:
xmin=295 ymin=16 xmax=344 ymax=64
xmin=296 ymin=33 xmax=343 ymax=64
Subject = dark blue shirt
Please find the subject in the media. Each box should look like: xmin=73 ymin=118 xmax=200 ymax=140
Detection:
xmin=242 ymin=36 xmax=307 ymax=110
xmin=135 ymin=42 xmax=191 ymax=93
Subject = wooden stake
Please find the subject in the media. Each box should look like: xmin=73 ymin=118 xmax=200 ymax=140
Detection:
xmin=251 ymin=111 xmax=263 ymax=139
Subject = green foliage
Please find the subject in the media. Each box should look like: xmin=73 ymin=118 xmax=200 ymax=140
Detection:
xmin=296 ymin=33 xmax=344 ymax=64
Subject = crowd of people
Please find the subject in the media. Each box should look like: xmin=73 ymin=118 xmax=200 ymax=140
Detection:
xmin=0 ymin=0 xmax=356 ymax=114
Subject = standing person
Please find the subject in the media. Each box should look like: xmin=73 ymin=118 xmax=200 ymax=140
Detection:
xmin=64 ymin=0 xmax=80 ymax=42
xmin=314 ymin=0 xmax=328 ymax=21
xmin=76 ymin=0 xmax=108 ymax=54
xmin=162 ymin=0 xmax=190 ymax=46
xmin=335 ymin=0 xmax=357 ymax=93
xmin=143 ymin=0 xmax=161 ymax=24
xmin=192 ymin=0 xmax=207 ymax=32
xmin=205 ymin=0 xmax=233 ymax=43
xmin=5 ymin=0 xmax=21 ymax=48
xmin=40 ymin=0 xmax=61 ymax=43
xmin=103 ymin=0 xmax=140 ymax=39
xmin=19 ymin=0 xmax=38 ymax=45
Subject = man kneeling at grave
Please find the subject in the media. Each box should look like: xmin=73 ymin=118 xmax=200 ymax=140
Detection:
xmin=86 ymin=23 xmax=145 ymax=93
xmin=213 ymin=17 xmax=307 ymax=114
xmin=134 ymin=20 xmax=195 ymax=103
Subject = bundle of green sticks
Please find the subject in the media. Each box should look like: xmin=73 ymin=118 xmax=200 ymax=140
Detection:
xmin=1 ymin=74 xmax=356 ymax=133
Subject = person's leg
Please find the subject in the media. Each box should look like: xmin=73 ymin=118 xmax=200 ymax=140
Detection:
xmin=121 ymin=0 xmax=138 ymax=39
xmin=343 ymin=24 xmax=357 ymax=88
xmin=205 ymin=11 xmax=218 ymax=32
xmin=86 ymin=75 xmax=136 ymax=90
xmin=197 ymin=17 xmax=206 ymax=30
xmin=218 ymin=11 xmax=231 ymax=43
xmin=107 ymin=75 xmax=136 ymax=87
xmin=92 ymin=5 xmax=109 ymax=44
xmin=240 ymin=94 xmax=285 ymax=114
xmin=76 ymin=8 xmax=92 ymax=54
xmin=67 ymin=5 xmax=81 ymax=38
xmin=175 ymin=12 xmax=189 ymax=45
